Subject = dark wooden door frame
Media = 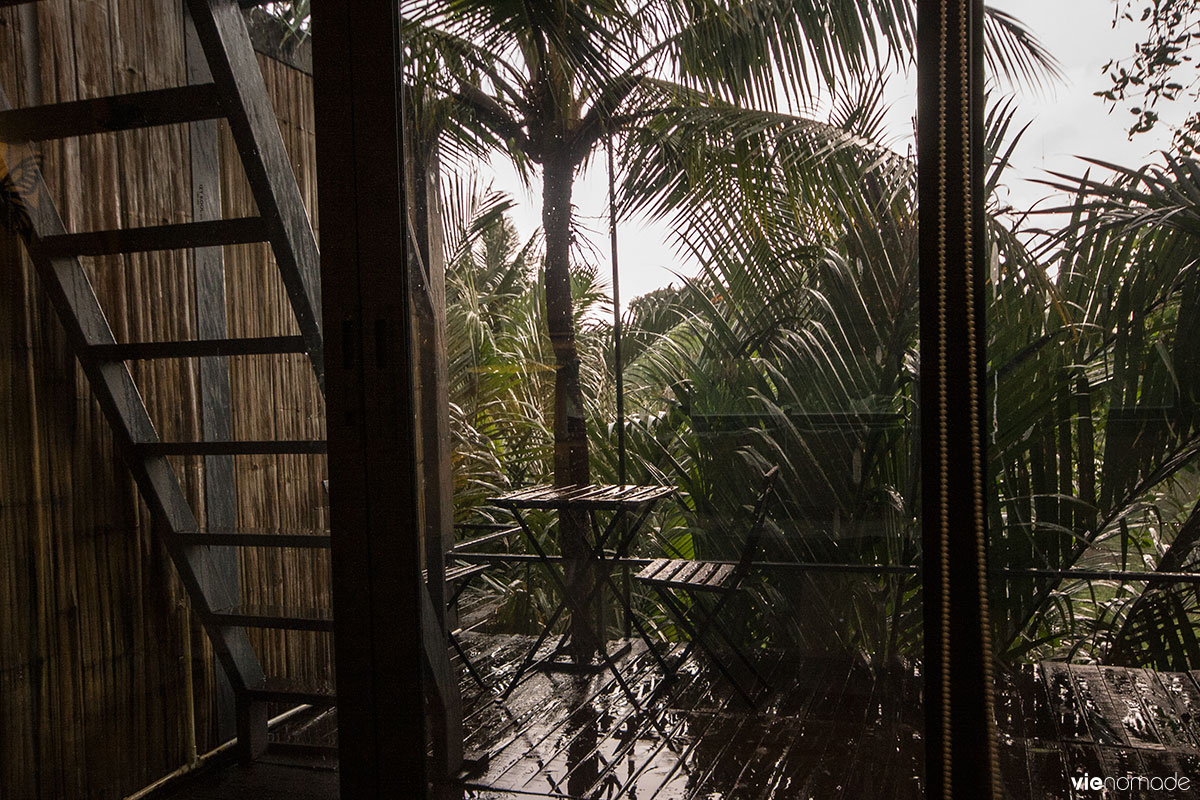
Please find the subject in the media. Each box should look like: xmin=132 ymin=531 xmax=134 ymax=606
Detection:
xmin=312 ymin=0 xmax=430 ymax=795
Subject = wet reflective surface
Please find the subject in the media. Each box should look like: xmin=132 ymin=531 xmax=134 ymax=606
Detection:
xmin=459 ymin=635 xmax=1200 ymax=799
xmin=996 ymin=664 xmax=1200 ymax=800
xmin=457 ymin=633 xmax=925 ymax=799
xmin=153 ymin=640 xmax=1200 ymax=798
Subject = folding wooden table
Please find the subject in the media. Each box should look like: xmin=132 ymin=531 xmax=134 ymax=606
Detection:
xmin=489 ymin=484 xmax=676 ymax=696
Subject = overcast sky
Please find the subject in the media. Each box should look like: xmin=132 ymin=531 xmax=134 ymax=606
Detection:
xmin=483 ymin=1 xmax=1177 ymax=309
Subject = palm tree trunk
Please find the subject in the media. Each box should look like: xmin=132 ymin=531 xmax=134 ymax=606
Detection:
xmin=542 ymin=151 xmax=600 ymax=661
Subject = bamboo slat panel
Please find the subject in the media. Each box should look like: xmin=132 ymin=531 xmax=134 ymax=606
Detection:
xmin=221 ymin=54 xmax=331 ymax=697
xmin=0 ymin=4 xmax=330 ymax=798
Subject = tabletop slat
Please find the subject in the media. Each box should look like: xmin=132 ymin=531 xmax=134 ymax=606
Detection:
xmin=490 ymin=483 xmax=675 ymax=510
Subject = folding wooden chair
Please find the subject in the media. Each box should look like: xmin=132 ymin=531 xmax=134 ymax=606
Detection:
xmin=635 ymin=465 xmax=780 ymax=706
xmin=425 ymin=561 xmax=491 ymax=693
xmin=439 ymin=520 xmax=522 ymax=694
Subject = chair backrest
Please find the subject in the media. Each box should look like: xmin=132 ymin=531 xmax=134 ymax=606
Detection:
xmin=733 ymin=465 xmax=781 ymax=581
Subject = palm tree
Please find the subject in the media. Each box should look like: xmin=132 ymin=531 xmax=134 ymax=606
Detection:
xmin=439 ymin=175 xmax=618 ymax=635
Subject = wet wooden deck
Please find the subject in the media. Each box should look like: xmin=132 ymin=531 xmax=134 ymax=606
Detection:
xmin=457 ymin=633 xmax=924 ymax=799
xmin=458 ymin=634 xmax=1200 ymax=799
xmin=996 ymin=662 xmax=1200 ymax=800
xmin=153 ymin=632 xmax=1200 ymax=799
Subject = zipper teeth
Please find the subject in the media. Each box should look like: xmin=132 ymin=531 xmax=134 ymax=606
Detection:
xmin=957 ymin=0 xmax=1002 ymax=794
xmin=936 ymin=0 xmax=952 ymax=796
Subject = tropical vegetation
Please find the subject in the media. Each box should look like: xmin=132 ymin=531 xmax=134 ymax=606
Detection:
xmin=258 ymin=1 xmax=1200 ymax=672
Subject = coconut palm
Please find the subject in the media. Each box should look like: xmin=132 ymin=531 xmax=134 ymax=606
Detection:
xmin=439 ymin=175 xmax=618 ymax=633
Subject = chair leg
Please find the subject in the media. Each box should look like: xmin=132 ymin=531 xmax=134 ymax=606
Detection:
xmin=588 ymin=564 xmax=675 ymax=676
xmin=625 ymin=607 xmax=675 ymax=675
xmin=501 ymin=599 xmax=567 ymax=700
xmin=650 ymin=587 xmax=701 ymax=669
xmin=687 ymin=591 xmax=769 ymax=691
xmin=450 ymin=630 xmax=492 ymax=695
xmin=652 ymin=587 xmax=757 ymax=706
xmin=701 ymin=620 xmax=769 ymax=705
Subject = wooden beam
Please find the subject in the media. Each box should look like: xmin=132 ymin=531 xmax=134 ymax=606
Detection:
xmin=133 ymin=440 xmax=326 ymax=456
xmin=37 ymin=217 xmax=266 ymax=257
xmin=0 ymin=92 xmax=268 ymax=730
xmin=244 ymin=7 xmax=312 ymax=75
xmin=0 ymin=85 xmax=222 ymax=141
xmin=90 ymin=335 xmax=306 ymax=360
xmin=174 ymin=532 xmax=331 ymax=547
xmin=404 ymin=136 xmax=458 ymax=622
xmin=243 ymin=680 xmax=335 ymax=706
xmin=186 ymin=5 xmax=241 ymax=745
xmin=188 ymin=0 xmax=324 ymax=388
xmin=210 ymin=605 xmax=334 ymax=632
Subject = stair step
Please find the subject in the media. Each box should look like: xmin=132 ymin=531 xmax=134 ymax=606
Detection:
xmin=91 ymin=335 xmax=307 ymax=361
xmin=0 ymin=84 xmax=223 ymax=142
xmin=212 ymin=604 xmax=333 ymax=632
xmin=245 ymin=677 xmax=336 ymax=706
xmin=175 ymin=531 xmax=331 ymax=548
xmin=135 ymin=440 xmax=327 ymax=456
xmin=38 ymin=217 xmax=267 ymax=258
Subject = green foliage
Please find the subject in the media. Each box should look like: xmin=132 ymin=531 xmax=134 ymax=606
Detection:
xmin=444 ymin=122 xmax=1200 ymax=673
xmin=441 ymin=177 xmax=612 ymax=508
xmin=617 ymin=109 xmax=923 ymax=663
xmin=1099 ymin=0 xmax=1200 ymax=152
xmin=259 ymin=2 xmax=310 ymax=42
xmin=990 ymin=153 xmax=1200 ymax=665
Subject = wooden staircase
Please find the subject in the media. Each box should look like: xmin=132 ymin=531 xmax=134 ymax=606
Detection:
xmin=0 ymin=0 xmax=332 ymax=759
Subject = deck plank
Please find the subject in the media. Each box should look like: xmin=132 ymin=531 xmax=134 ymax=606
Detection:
xmin=476 ymin=646 xmax=666 ymax=790
xmin=1132 ymin=668 xmax=1193 ymax=749
xmin=1043 ymin=662 xmax=1094 ymax=744
xmin=653 ymin=653 xmax=796 ymax=799
xmin=1100 ymin=665 xmax=1165 ymax=750
xmin=756 ymin=659 xmax=865 ymax=800
xmin=509 ymin=650 xmax=681 ymax=795
xmin=624 ymin=653 xmax=798 ymax=799
xmin=1168 ymin=672 xmax=1200 ymax=747
xmin=158 ymin=635 xmax=1200 ymax=800
xmin=1067 ymin=664 xmax=1128 ymax=746
xmin=1061 ymin=742 xmax=1106 ymax=797
xmin=996 ymin=668 xmax=1032 ymax=798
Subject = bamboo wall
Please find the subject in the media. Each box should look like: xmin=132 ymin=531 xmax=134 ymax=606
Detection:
xmin=0 ymin=3 xmax=328 ymax=798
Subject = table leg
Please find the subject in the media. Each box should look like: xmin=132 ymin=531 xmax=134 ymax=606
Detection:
xmin=588 ymin=509 xmax=609 ymax=647
xmin=505 ymin=507 xmax=609 ymax=673
xmin=623 ymin=564 xmax=632 ymax=639
xmin=501 ymin=599 xmax=567 ymax=699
